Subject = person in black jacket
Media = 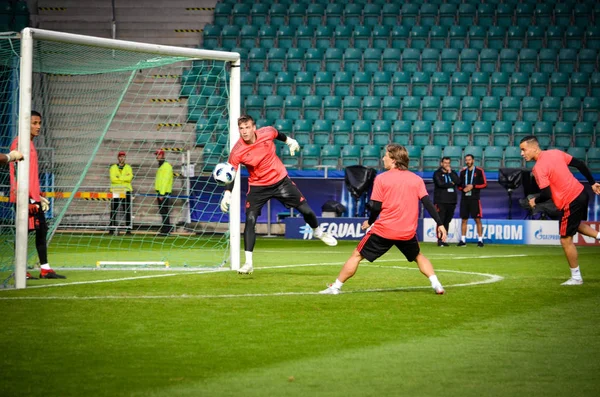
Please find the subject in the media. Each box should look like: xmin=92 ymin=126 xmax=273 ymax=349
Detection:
xmin=457 ymin=154 xmax=487 ymax=247
xmin=433 ymin=156 xmax=459 ymax=247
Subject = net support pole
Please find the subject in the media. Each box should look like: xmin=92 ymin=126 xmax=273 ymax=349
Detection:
xmin=14 ymin=28 xmax=34 ymax=289
xmin=229 ymin=57 xmax=241 ymax=271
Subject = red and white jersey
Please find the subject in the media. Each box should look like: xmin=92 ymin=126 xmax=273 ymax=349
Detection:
xmin=228 ymin=126 xmax=288 ymax=186
xmin=533 ymin=149 xmax=583 ymax=210
xmin=370 ymin=168 xmax=428 ymax=240
xmin=9 ymin=138 xmax=41 ymax=203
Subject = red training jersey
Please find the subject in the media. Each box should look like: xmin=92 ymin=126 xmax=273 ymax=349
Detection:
xmin=532 ymin=149 xmax=583 ymax=210
xmin=370 ymin=168 xmax=429 ymax=240
xmin=9 ymin=138 xmax=41 ymax=203
xmin=228 ymin=126 xmax=288 ymax=186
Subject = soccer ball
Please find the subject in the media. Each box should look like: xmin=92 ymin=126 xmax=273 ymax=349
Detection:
xmin=212 ymin=162 xmax=236 ymax=186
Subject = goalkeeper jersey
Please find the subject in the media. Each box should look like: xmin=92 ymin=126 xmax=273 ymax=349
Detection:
xmin=533 ymin=149 xmax=583 ymax=210
xmin=228 ymin=126 xmax=288 ymax=186
xmin=9 ymin=138 xmax=41 ymax=203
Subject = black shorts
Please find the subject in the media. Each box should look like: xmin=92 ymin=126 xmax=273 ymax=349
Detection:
xmin=357 ymin=231 xmax=421 ymax=263
xmin=559 ymin=190 xmax=589 ymax=237
xmin=245 ymin=177 xmax=306 ymax=216
xmin=28 ymin=203 xmax=47 ymax=232
xmin=460 ymin=199 xmax=482 ymax=219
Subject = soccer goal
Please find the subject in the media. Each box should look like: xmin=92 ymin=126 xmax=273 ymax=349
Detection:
xmin=1 ymin=28 xmax=242 ymax=289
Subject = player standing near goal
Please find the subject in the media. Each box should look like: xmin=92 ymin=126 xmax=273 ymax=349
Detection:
xmin=1 ymin=150 xmax=23 ymax=164
xmin=155 ymin=149 xmax=174 ymax=236
xmin=220 ymin=115 xmax=337 ymax=275
xmin=320 ymin=144 xmax=446 ymax=295
xmin=520 ymin=136 xmax=600 ymax=285
xmin=109 ymin=150 xmax=133 ymax=235
xmin=9 ymin=111 xmax=66 ymax=279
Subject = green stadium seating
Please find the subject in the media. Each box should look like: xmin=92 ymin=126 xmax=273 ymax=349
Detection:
xmin=421 ymin=96 xmax=440 ymax=122
xmin=487 ymin=26 xmax=506 ymax=50
xmin=554 ymin=122 xmax=574 ymax=149
xmin=325 ymin=48 xmax=344 ymax=73
xmin=449 ymin=25 xmax=467 ymax=50
xmin=363 ymin=4 xmax=381 ymax=27
xmin=353 ymin=25 xmax=371 ymax=50
xmin=501 ymin=96 xmax=521 ymax=122
xmin=353 ymin=72 xmax=372 ymax=97
xmin=585 ymin=27 xmax=600 ymax=51
xmin=362 ymin=145 xmax=382 ymax=168
xmin=460 ymin=96 xmax=480 ymax=122
xmin=287 ymin=4 xmax=305 ymax=27
xmin=429 ymin=26 xmax=448 ymax=50
xmin=577 ymin=49 xmax=598 ymax=74
xmin=256 ymin=71 xmax=275 ymax=96
xmin=363 ymin=49 xmax=382 ymax=73
xmin=541 ymin=96 xmax=561 ymax=122
xmin=296 ymin=25 xmax=315 ymax=50
xmin=264 ymin=95 xmax=283 ymax=120
xmin=522 ymin=96 xmax=541 ymax=122
xmin=284 ymin=95 xmax=303 ymax=120
xmin=402 ymin=48 xmax=421 ymax=73
xmin=401 ymin=96 xmax=420 ymax=121
xmin=550 ymin=71 xmax=569 ymax=97
xmin=239 ymin=25 xmax=258 ymax=49
xmin=392 ymin=71 xmax=410 ymax=96
xmin=382 ymin=96 xmax=401 ymax=121
xmin=383 ymin=48 xmax=402 ymax=72
xmin=458 ymin=3 xmax=476 ymax=27
xmin=575 ymin=3 xmax=593 ymax=26
xmin=546 ymin=26 xmax=564 ymax=51
xmin=513 ymin=121 xmax=533 ymax=143
xmin=213 ymin=3 xmax=231 ymax=26
xmin=314 ymin=71 xmax=333 ymax=96
xmin=464 ymin=145 xmax=484 ymax=161
xmin=372 ymin=25 xmax=391 ymax=50
xmin=533 ymin=121 xmax=553 ymax=148
xmin=243 ymin=95 xmax=263 ymax=120
xmin=459 ymin=48 xmax=478 ymax=73
xmin=294 ymin=71 xmax=313 ymax=96
xmin=285 ymin=48 xmax=304 ymax=73
xmin=574 ymin=122 xmax=594 ymax=147
xmin=530 ymin=72 xmax=549 ymax=97
xmin=504 ymin=146 xmax=523 ymax=168
xmin=413 ymin=121 xmax=432 ymax=147
xmin=302 ymin=95 xmax=322 ymax=120
xmin=473 ymin=121 xmax=492 ymax=146
xmin=480 ymin=49 xmax=499 ymax=74
xmin=533 ymin=4 xmax=552 ymax=28
xmin=410 ymin=26 xmax=430 ymax=50
xmin=201 ymin=143 xmax=225 ymax=172
xmin=439 ymin=4 xmax=457 ymax=28
xmin=373 ymin=71 xmax=392 ymax=96
xmin=482 ymin=96 xmax=500 ymax=122
xmin=554 ymin=3 xmax=573 ymax=27
xmin=406 ymin=145 xmax=422 ymax=171
xmin=274 ymin=119 xmax=293 ymax=135
xmin=419 ymin=3 xmax=438 ymax=27
xmin=565 ymin=25 xmax=585 ymax=50
xmin=275 ymin=72 xmax=294 ymax=96
xmin=491 ymin=72 xmax=510 ymax=96
xmin=258 ymin=25 xmax=277 ymax=49
xmin=441 ymin=49 xmax=460 ymax=73
xmin=325 ymin=4 xmax=343 ymax=27
xmin=443 ymin=146 xmax=464 ymax=161
xmin=382 ymin=3 xmax=400 ymax=26
xmin=477 ymin=3 xmax=495 ymax=27
xmin=323 ymin=95 xmax=342 ymax=120
xmin=300 ymin=144 xmax=321 ymax=170
xmin=401 ymin=3 xmax=419 ymax=27
xmin=507 ymin=26 xmax=526 ymax=51
xmin=483 ymin=146 xmax=504 ymax=169
xmin=333 ymin=25 xmax=353 ymax=50
xmin=333 ymin=71 xmax=352 ymax=96
xmin=592 ymin=73 xmax=600 ymax=97
xmin=452 ymin=121 xmax=472 ymax=147
xmin=515 ymin=3 xmax=534 ymax=28
xmin=471 ymin=72 xmax=490 ymax=97
xmin=342 ymin=96 xmax=362 ymax=121
xmin=441 ymin=96 xmax=460 ymax=122
xmin=589 ymin=148 xmax=600 ymax=173
xmin=500 ymin=48 xmax=518 ymax=73
xmin=423 ymin=145 xmax=443 ymax=171
xmin=392 ymin=120 xmax=412 ymax=145
xmin=421 ymin=49 xmax=440 ymax=73
xmin=495 ymin=3 xmax=514 ymax=28
xmin=567 ymin=147 xmax=587 ymax=161
xmin=276 ymin=25 xmax=295 ymax=49
xmin=582 ymin=97 xmax=600 ymax=123
xmin=450 ymin=72 xmax=469 ymax=96
xmin=391 ymin=25 xmax=410 ymax=49
xmin=558 ymin=49 xmax=578 ymax=73
xmin=268 ymin=4 xmax=287 ymax=26
xmin=561 ymin=97 xmax=582 ymax=123
xmin=433 ymin=121 xmax=452 ymax=146
xmin=315 ymin=25 xmax=333 ymax=50
xmin=195 ymin=118 xmax=212 ymax=146
xmin=341 ymin=145 xmax=362 ymax=167
xmin=362 ymin=96 xmax=381 ymax=121
xmin=538 ymin=49 xmax=557 ymax=74
xmin=493 ymin=121 xmax=513 ymax=146
xmin=468 ymin=26 xmax=486 ymax=50
xmin=412 ymin=72 xmax=430 ymax=97
xmin=307 ymin=4 xmax=325 ymax=27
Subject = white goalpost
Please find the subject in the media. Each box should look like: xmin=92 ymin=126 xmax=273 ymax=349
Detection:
xmin=10 ymin=28 xmax=242 ymax=289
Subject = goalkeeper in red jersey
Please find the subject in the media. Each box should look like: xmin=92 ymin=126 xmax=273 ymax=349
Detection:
xmin=220 ymin=115 xmax=337 ymax=274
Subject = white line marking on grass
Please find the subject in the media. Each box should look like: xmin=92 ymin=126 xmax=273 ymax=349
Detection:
xmin=0 ymin=263 xmax=503 ymax=300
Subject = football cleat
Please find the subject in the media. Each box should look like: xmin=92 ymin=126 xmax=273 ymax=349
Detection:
xmin=237 ymin=263 xmax=254 ymax=275
xmin=438 ymin=242 xmax=450 ymax=247
xmin=433 ymin=283 xmax=445 ymax=295
xmin=477 ymin=241 xmax=484 ymax=247
xmin=316 ymin=232 xmax=338 ymax=246
xmin=319 ymin=284 xmax=341 ymax=295
xmin=26 ymin=272 xmax=38 ymax=280
xmin=561 ymin=278 xmax=583 ymax=286
xmin=40 ymin=269 xmax=66 ymax=279
xmin=457 ymin=241 xmax=467 ymax=247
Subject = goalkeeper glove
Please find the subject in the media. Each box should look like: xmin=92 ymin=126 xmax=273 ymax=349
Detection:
xmin=7 ymin=150 xmax=23 ymax=162
xmin=220 ymin=190 xmax=232 ymax=213
xmin=285 ymin=137 xmax=300 ymax=156
xmin=40 ymin=196 xmax=50 ymax=213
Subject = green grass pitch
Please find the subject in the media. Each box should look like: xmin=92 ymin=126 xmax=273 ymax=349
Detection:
xmin=1 ymin=238 xmax=599 ymax=396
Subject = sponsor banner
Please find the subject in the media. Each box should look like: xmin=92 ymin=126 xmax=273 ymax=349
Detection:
xmin=284 ymin=217 xmax=368 ymax=240
xmin=574 ymin=221 xmax=600 ymax=246
xmin=423 ymin=218 xmax=526 ymax=244
xmin=525 ymin=220 xmax=561 ymax=245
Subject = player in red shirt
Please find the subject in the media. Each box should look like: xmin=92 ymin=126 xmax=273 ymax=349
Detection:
xmin=10 ymin=111 xmax=65 ymax=279
xmin=220 ymin=115 xmax=337 ymax=274
xmin=320 ymin=144 xmax=447 ymax=295
xmin=520 ymin=136 xmax=600 ymax=285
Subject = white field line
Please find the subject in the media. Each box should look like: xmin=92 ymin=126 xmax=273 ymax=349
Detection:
xmin=0 ymin=262 xmax=504 ymax=300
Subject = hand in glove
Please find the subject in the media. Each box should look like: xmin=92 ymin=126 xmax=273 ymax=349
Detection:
xmin=285 ymin=137 xmax=300 ymax=156
xmin=40 ymin=196 xmax=50 ymax=212
xmin=220 ymin=190 xmax=232 ymax=213
xmin=8 ymin=150 xmax=23 ymax=162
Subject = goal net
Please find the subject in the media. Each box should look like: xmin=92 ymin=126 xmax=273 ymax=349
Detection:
xmin=1 ymin=29 xmax=241 ymax=288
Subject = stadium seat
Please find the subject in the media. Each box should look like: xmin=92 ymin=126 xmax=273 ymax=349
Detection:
xmin=353 ymin=26 xmax=372 ymax=50
xmin=325 ymin=4 xmax=343 ymax=27
xmin=296 ymin=25 xmax=315 ymax=50
xmin=460 ymin=96 xmax=481 ymax=122
xmin=421 ymin=49 xmax=440 ymax=73
xmin=410 ymin=26 xmax=429 ymax=50
xmin=258 ymin=25 xmax=277 ymax=49
xmin=315 ymin=25 xmax=334 ymax=50
xmin=240 ymin=71 xmax=256 ymax=97
xmin=382 ymin=96 xmax=401 ymax=121
xmin=585 ymin=26 xmax=600 ymax=51
xmin=363 ymin=3 xmax=381 ymax=27
xmin=577 ymin=50 xmax=598 ymax=75
xmin=459 ymin=49 xmax=478 ymax=74
xmin=479 ymin=49 xmax=499 ymax=74
xmin=202 ymin=24 xmax=221 ymax=49
xmin=472 ymin=121 xmax=492 ymax=146
xmin=483 ymin=146 xmax=504 ymax=169
xmin=363 ymin=49 xmax=382 ymax=73
xmin=513 ymin=121 xmax=533 ymax=143
xmin=275 ymin=72 xmax=294 ymax=97
xmin=458 ymin=3 xmax=476 ymax=27
xmin=314 ymin=71 xmax=333 ymax=96
xmin=429 ymin=26 xmax=448 ymax=50
xmin=504 ymin=146 xmax=523 ymax=168
xmin=449 ymin=25 xmax=467 ymax=50
xmin=582 ymin=97 xmax=600 ymax=123
xmin=491 ymin=72 xmax=510 ymax=97
xmin=333 ymin=71 xmax=353 ymax=96
xmin=302 ymin=95 xmax=322 ymax=120
xmin=373 ymin=71 xmax=392 ymax=96
xmin=540 ymin=96 xmax=561 ymax=123
xmin=344 ymin=3 xmax=363 ymax=26
xmin=285 ymin=48 xmax=304 ymax=73
xmin=439 ymin=3 xmax=457 ymax=27
xmin=264 ymin=95 xmax=283 ymax=121
xmin=284 ymin=95 xmax=303 ymax=120
xmin=300 ymin=144 xmax=321 ymax=170
xmin=554 ymin=122 xmax=574 ymax=149
xmin=359 ymin=96 xmax=378 ymax=122
xmin=468 ymin=25 xmax=487 ymax=50
xmin=239 ymin=25 xmax=258 ymax=50
xmin=392 ymin=120 xmax=412 ymax=146
xmin=423 ymin=145 xmax=443 ymax=171
xmin=533 ymin=3 xmax=553 ymax=28
xmin=276 ymin=25 xmax=295 ymax=50
xmin=373 ymin=119 xmax=392 ymax=135
xmin=589 ymin=148 xmax=600 ymax=173
xmin=421 ymin=97 xmax=440 ymax=122
xmin=248 ymin=48 xmax=267 ymax=73
xmin=518 ymin=48 xmax=538 ymax=77
xmin=268 ymin=3 xmax=287 ymax=26
xmin=487 ymin=26 xmax=506 ymax=51
xmin=353 ymin=72 xmax=372 ymax=97
xmin=307 ymin=4 xmax=325 ymax=27
xmin=477 ymin=3 xmax=495 ymax=29
xmin=362 ymin=144 xmax=382 ymax=168
xmin=333 ymin=25 xmax=353 ymax=50
xmin=430 ymin=72 xmax=449 ymax=97
xmin=323 ymin=95 xmax=342 ymax=121
xmin=382 ymin=3 xmax=400 ymax=26
xmin=538 ymin=49 xmax=557 ymax=75
xmin=443 ymin=145 xmax=463 ymax=162
xmin=333 ymin=124 xmax=352 ymax=146
xmin=561 ymin=97 xmax=582 ymax=123
xmin=412 ymin=72 xmax=431 ymax=97
xmin=441 ymin=96 xmax=461 ymax=122
xmin=372 ymin=25 xmax=390 ymax=50
xmin=213 ymin=3 xmax=231 ymax=26
xmin=432 ymin=121 xmax=452 ymax=146
xmin=342 ymin=96 xmax=362 ymax=121
xmin=441 ymin=49 xmax=460 ymax=73
xmin=558 ymin=49 xmax=578 ymax=74
xmin=220 ymin=25 xmax=240 ymax=50
xmin=274 ymin=119 xmax=294 ymax=135
xmin=256 ymin=72 xmax=275 ymax=96
xmin=287 ymin=4 xmax=305 ymax=27
xmin=533 ymin=121 xmax=553 ymax=148
xmin=312 ymin=125 xmax=331 ymax=146
xmin=243 ymin=95 xmax=264 ymax=120
xmin=550 ymin=72 xmax=569 ymax=97
xmin=546 ymin=26 xmax=564 ymax=51
xmin=195 ymin=118 xmax=213 ymax=146
xmin=419 ymin=3 xmax=438 ymax=27
xmin=402 ymin=48 xmax=421 ymax=73
xmin=406 ymin=145 xmax=422 ymax=170
xmin=530 ymin=72 xmax=549 ymax=98
xmin=464 ymin=145 xmax=484 ymax=161
xmin=401 ymin=3 xmax=419 ymax=27
xmin=567 ymin=147 xmax=587 ymax=162
xmin=496 ymin=3 xmax=514 ymax=28
xmin=574 ymin=122 xmax=594 ymax=147
xmin=501 ymin=96 xmax=520 ymax=122
xmin=201 ymin=143 xmax=225 ymax=172
xmin=471 ymin=72 xmax=490 ymax=97
xmin=575 ymin=3 xmax=593 ymax=26
xmin=592 ymin=72 xmax=600 ymax=97
xmin=492 ymin=121 xmax=513 ymax=146
xmin=383 ymin=48 xmax=402 ymax=73
xmin=500 ymin=49 xmax=519 ymax=73
xmin=341 ymin=145 xmax=362 ymax=167
xmin=452 ymin=121 xmax=472 ymax=147
xmin=554 ymin=2 xmax=573 ymax=27
xmin=565 ymin=25 xmax=585 ymax=50
xmin=413 ymin=121 xmax=432 ymax=147
xmin=294 ymin=71 xmax=314 ymax=96
xmin=509 ymin=72 xmax=529 ymax=98
xmin=325 ymin=48 xmax=344 ymax=73
xmin=391 ymin=25 xmax=410 ymax=49
xmin=450 ymin=72 xmax=469 ymax=97
xmin=515 ymin=3 xmax=534 ymax=28
xmin=507 ymin=26 xmax=526 ymax=51
xmin=352 ymin=119 xmax=372 ymax=142
xmin=401 ymin=96 xmax=420 ymax=121
xmin=391 ymin=71 xmax=410 ymax=96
